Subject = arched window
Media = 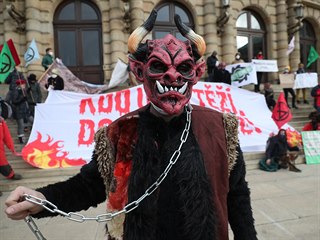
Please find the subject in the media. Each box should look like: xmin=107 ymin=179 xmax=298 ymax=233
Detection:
xmin=236 ymin=11 xmax=266 ymax=62
xmin=54 ymin=0 xmax=103 ymax=84
xmin=300 ymin=20 xmax=317 ymax=72
xmin=154 ymin=3 xmax=194 ymax=40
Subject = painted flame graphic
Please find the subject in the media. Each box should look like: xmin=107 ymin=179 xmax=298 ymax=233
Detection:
xmin=286 ymin=128 xmax=302 ymax=147
xmin=22 ymin=132 xmax=86 ymax=169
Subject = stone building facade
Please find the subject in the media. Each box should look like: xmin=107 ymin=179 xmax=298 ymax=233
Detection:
xmin=0 ymin=0 xmax=319 ymax=85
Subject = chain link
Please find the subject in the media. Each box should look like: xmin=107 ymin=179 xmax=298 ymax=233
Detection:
xmin=23 ymin=104 xmax=192 ymax=239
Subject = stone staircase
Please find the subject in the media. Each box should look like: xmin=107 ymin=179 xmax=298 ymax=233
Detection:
xmin=0 ymin=83 xmax=315 ymax=192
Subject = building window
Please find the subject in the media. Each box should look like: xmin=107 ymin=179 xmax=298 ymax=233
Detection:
xmin=236 ymin=11 xmax=266 ymax=62
xmin=154 ymin=3 xmax=194 ymax=40
xmin=54 ymin=0 xmax=103 ymax=84
xmin=300 ymin=20 xmax=317 ymax=72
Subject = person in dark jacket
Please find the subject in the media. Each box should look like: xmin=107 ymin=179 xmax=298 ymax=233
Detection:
xmin=206 ymin=50 xmax=219 ymax=81
xmin=5 ymin=10 xmax=257 ymax=240
xmin=259 ymin=129 xmax=301 ymax=172
xmin=11 ymin=79 xmax=34 ymax=143
xmin=263 ymin=82 xmax=276 ymax=110
xmin=26 ymin=74 xmax=42 ymax=117
xmin=311 ymin=83 xmax=320 ymax=112
xmin=45 ymin=74 xmax=64 ymax=90
xmin=4 ymin=67 xmax=26 ymax=104
xmin=214 ymin=62 xmax=231 ymax=84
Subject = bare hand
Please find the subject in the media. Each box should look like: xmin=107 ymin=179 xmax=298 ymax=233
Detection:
xmin=5 ymin=186 xmax=46 ymax=220
xmin=266 ymin=159 xmax=271 ymax=165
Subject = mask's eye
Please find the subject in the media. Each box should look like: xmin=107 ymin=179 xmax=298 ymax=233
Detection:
xmin=150 ymin=61 xmax=168 ymax=74
xmin=177 ymin=62 xmax=193 ymax=75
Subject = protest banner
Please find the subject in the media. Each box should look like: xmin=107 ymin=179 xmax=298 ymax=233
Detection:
xmin=225 ymin=62 xmax=257 ymax=87
xmin=22 ymin=82 xmax=301 ymax=169
xmin=279 ymin=73 xmax=295 ymax=88
xmin=301 ymin=131 xmax=320 ymax=164
xmin=252 ymin=59 xmax=278 ymax=72
xmin=294 ymin=72 xmax=318 ymax=89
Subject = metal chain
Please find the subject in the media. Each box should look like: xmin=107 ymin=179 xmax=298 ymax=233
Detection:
xmin=23 ymin=104 xmax=192 ymax=239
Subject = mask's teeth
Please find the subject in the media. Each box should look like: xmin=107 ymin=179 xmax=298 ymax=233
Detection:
xmin=174 ymin=87 xmax=177 ymax=91
xmin=156 ymin=81 xmax=164 ymax=94
xmin=178 ymin=82 xmax=188 ymax=94
xmin=170 ymin=87 xmax=174 ymax=91
xmin=164 ymin=86 xmax=169 ymax=92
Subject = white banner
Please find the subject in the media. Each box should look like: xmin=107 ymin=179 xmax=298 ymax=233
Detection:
xmin=226 ymin=63 xmax=257 ymax=87
xmin=252 ymin=59 xmax=279 ymax=72
xmin=294 ymin=72 xmax=318 ymax=89
xmin=22 ymin=82 xmax=302 ymax=168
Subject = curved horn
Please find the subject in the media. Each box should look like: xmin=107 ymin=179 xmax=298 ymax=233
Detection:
xmin=128 ymin=9 xmax=157 ymax=54
xmin=174 ymin=14 xmax=206 ymax=57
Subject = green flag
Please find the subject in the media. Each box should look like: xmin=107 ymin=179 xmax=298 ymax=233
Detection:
xmin=306 ymin=46 xmax=319 ymax=68
xmin=0 ymin=42 xmax=16 ymax=83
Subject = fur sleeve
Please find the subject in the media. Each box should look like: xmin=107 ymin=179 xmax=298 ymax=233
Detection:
xmin=94 ymin=126 xmax=117 ymax=194
xmin=222 ymin=113 xmax=239 ymax=176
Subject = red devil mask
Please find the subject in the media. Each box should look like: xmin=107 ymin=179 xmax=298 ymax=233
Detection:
xmin=128 ymin=10 xmax=206 ymax=116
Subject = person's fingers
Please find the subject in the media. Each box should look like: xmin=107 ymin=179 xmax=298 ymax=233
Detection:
xmin=5 ymin=186 xmax=45 ymax=220
xmin=6 ymin=200 xmax=35 ymax=217
xmin=7 ymin=210 xmax=30 ymax=220
xmin=5 ymin=186 xmax=26 ymax=207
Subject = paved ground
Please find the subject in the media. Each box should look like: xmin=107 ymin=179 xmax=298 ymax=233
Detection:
xmin=0 ymin=164 xmax=319 ymax=240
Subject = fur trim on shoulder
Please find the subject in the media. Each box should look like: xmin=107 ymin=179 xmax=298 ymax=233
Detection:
xmin=94 ymin=126 xmax=116 ymax=194
xmin=223 ymin=113 xmax=239 ymax=176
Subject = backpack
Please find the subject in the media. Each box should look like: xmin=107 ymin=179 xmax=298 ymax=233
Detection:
xmin=0 ymin=98 xmax=13 ymax=119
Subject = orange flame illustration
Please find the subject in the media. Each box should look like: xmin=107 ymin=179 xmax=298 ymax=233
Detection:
xmin=286 ymin=128 xmax=302 ymax=147
xmin=22 ymin=132 xmax=87 ymax=169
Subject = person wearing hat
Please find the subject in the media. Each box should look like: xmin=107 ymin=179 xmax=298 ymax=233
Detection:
xmin=27 ymin=74 xmax=42 ymax=117
xmin=45 ymin=69 xmax=64 ymax=90
xmin=11 ymin=79 xmax=33 ymax=144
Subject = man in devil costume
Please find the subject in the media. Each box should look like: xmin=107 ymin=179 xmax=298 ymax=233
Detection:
xmin=5 ymin=10 xmax=257 ymax=240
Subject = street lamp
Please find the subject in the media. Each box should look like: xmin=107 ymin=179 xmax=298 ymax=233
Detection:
xmin=217 ymin=0 xmax=231 ymax=35
xmin=288 ymin=2 xmax=304 ymax=36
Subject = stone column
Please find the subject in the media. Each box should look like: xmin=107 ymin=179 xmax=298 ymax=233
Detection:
xmin=109 ymin=1 xmax=126 ymax=66
xmin=203 ymin=0 xmax=218 ymax=56
xmin=25 ymin=0 xmax=43 ymax=75
xmin=130 ymin=0 xmax=144 ymax=30
xmin=276 ymin=0 xmax=289 ymax=72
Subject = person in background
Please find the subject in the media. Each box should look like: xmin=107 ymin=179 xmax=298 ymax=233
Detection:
xmin=295 ymin=63 xmax=308 ymax=104
xmin=41 ymin=48 xmax=54 ymax=71
xmin=311 ymin=82 xmax=320 ymax=112
xmin=206 ymin=50 xmax=219 ymax=82
xmin=0 ymin=116 xmax=22 ymax=196
xmin=11 ymin=80 xmax=33 ymax=144
xmin=282 ymin=66 xmax=298 ymax=109
xmin=302 ymin=111 xmax=320 ymax=131
xmin=45 ymin=74 xmax=64 ymax=90
xmin=26 ymin=74 xmax=42 ymax=117
xmin=263 ymin=82 xmax=276 ymax=110
xmin=232 ymin=52 xmax=244 ymax=64
xmin=259 ymin=129 xmax=301 ymax=172
xmin=214 ymin=62 xmax=231 ymax=84
xmin=4 ymin=67 xmax=26 ymax=104
xmin=254 ymin=50 xmax=264 ymax=93
xmin=5 ymin=10 xmax=257 ymax=240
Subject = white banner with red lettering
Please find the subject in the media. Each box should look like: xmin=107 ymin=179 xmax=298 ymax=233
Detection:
xmin=22 ymin=82 xmax=300 ymax=169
